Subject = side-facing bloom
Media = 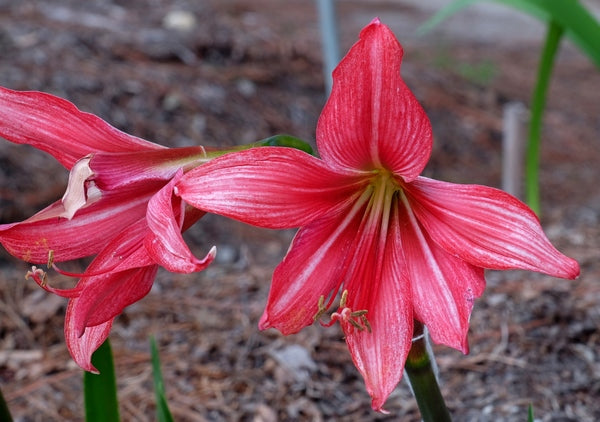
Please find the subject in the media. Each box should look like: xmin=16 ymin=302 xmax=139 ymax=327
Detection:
xmin=174 ymin=19 xmax=579 ymax=410
xmin=0 ymin=87 xmax=216 ymax=370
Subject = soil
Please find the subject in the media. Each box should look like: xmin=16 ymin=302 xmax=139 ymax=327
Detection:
xmin=0 ymin=1 xmax=599 ymax=421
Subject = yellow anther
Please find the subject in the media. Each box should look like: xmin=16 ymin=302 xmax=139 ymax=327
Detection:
xmin=47 ymin=250 xmax=54 ymax=269
xmin=339 ymin=289 xmax=348 ymax=308
xmin=313 ymin=295 xmax=328 ymax=322
xmin=25 ymin=267 xmax=48 ymax=287
xmin=361 ymin=315 xmax=372 ymax=333
xmin=314 ymin=289 xmax=373 ymax=333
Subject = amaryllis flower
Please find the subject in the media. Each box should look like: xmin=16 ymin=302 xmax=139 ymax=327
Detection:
xmin=174 ymin=19 xmax=579 ymax=410
xmin=0 ymin=87 xmax=216 ymax=371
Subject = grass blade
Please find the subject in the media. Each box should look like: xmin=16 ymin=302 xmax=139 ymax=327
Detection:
xmin=84 ymin=339 xmax=120 ymax=422
xmin=0 ymin=385 xmax=13 ymax=422
xmin=528 ymin=404 xmax=535 ymax=422
xmin=150 ymin=336 xmax=174 ymax=422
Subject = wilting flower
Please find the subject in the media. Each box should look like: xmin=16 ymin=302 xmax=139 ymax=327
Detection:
xmin=174 ymin=19 xmax=579 ymax=410
xmin=0 ymin=87 xmax=216 ymax=371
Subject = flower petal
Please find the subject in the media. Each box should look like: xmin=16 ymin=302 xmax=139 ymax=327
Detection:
xmin=405 ymin=177 xmax=580 ymax=279
xmin=258 ymin=191 xmax=372 ymax=334
xmin=177 ymin=147 xmax=365 ymax=229
xmin=399 ymin=193 xmax=485 ymax=353
xmin=72 ymin=266 xmax=158 ymax=331
xmin=62 ymin=218 xmax=156 ymax=332
xmin=0 ymin=192 xmax=152 ymax=263
xmin=65 ymin=299 xmax=113 ymax=372
xmin=342 ymin=202 xmax=413 ymax=412
xmin=89 ymin=147 xmax=210 ymax=192
xmin=145 ymin=171 xmax=214 ymax=273
xmin=317 ymin=19 xmax=432 ymax=180
xmin=0 ymin=87 xmax=162 ymax=169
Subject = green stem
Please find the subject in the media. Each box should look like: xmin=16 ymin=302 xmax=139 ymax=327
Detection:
xmin=404 ymin=321 xmax=452 ymax=422
xmin=526 ymin=20 xmax=564 ymax=216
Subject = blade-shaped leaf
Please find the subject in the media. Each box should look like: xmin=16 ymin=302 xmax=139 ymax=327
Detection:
xmin=526 ymin=19 xmax=564 ymax=215
xmin=534 ymin=0 xmax=600 ymax=68
xmin=419 ymin=0 xmax=600 ymax=68
xmin=84 ymin=339 xmax=120 ymax=422
xmin=0 ymin=385 xmax=13 ymax=422
xmin=150 ymin=336 xmax=174 ymax=422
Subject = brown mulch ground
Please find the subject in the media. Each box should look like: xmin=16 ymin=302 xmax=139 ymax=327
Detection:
xmin=1 ymin=1 xmax=599 ymax=421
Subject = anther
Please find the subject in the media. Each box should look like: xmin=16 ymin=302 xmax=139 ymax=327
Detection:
xmin=317 ymin=289 xmax=372 ymax=334
xmin=313 ymin=295 xmax=328 ymax=322
xmin=339 ymin=289 xmax=348 ymax=308
xmin=25 ymin=266 xmax=48 ymax=287
xmin=47 ymin=250 xmax=54 ymax=269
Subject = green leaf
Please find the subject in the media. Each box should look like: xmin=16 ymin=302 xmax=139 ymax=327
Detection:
xmin=258 ymin=134 xmax=314 ymax=155
xmin=525 ymin=19 xmax=564 ymax=215
xmin=418 ymin=0 xmax=600 ymax=68
xmin=0 ymin=384 xmax=14 ymax=422
xmin=528 ymin=403 xmax=535 ymax=421
xmin=150 ymin=336 xmax=174 ymax=422
xmin=417 ymin=0 xmax=479 ymax=36
xmin=84 ymin=339 xmax=120 ymax=422
xmin=530 ymin=0 xmax=600 ymax=68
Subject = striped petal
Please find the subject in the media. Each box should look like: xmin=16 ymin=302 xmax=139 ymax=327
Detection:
xmin=342 ymin=203 xmax=413 ymax=412
xmin=145 ymin=170 xmax=215 ymax=273
xmin=177 ymin=147 xmax=365 ymax=229
xmin=399 ymin=192 xmax=485 ymax=352
xmin=317 ymin=19 xmax=432 ymax=179
xmin=0 ymin=192 xmax=151 ymax=263
xmin=259 ymin=198 xmax=364 ymax=334
xmin=0 ymin=87 xmax=162 ymax=169
xmin=405 ymin=177 xmax=580 ymax=279
xmin=65 ymin=300 xmax=113 ymax=373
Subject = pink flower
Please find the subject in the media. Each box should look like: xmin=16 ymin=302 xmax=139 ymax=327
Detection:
xmin=0 ymin=87 xmax=216 ymax=371
xmin=174 ymin=20 xmax=579 ymax=410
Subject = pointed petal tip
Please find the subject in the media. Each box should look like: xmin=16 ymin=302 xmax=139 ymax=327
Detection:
xmin=258 ymin=311 xmax=271 ymax=331
xmin=81 ymin=363 xmax=100 ymax=374
xmin=371 ymin=398 xmax=390 ymax=414
xmin=563 ymin=258 xmax=580 ymax=280
xmin=537 ymin=254 xmax=579 ymax=280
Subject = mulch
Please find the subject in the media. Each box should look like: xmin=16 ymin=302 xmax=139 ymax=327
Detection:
xmin=0 ymin=1 xmax=599 ymax=420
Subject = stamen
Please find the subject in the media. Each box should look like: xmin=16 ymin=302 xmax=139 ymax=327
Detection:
xmin=313 ymin=289 xmax=372 ymax=334
xmin=26 ymin=266 xmax=47 ymax=286
xmin=47 ymin=249 xmax=54 ymax=269
xmin=313 ymin=295 xmax=328 ymax=322
xmin=25 ymin=266 xmax=82 ymax=298
xmin=339 ymin=289 xmax=348 ymax=308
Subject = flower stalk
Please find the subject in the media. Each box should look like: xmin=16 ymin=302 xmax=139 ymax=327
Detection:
xmin=404 ymin=321 xmax=452 ymax=422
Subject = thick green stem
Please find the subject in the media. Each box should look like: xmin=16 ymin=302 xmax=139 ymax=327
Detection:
xmin=526 ymin=20 xmax=564 ymax=216
xmin=404 ymin=321 xmax=452 ymax=422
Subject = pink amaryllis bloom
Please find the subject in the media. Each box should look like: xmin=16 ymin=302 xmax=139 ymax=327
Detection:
xmin=0 ymin=87 xmax=216 ymax=371
xmin=174 ymin=19 xmax=580 ymax=410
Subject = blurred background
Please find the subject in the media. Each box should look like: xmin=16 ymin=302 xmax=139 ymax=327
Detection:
xmin=0 ymin=1 xmax=598 ymax=420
